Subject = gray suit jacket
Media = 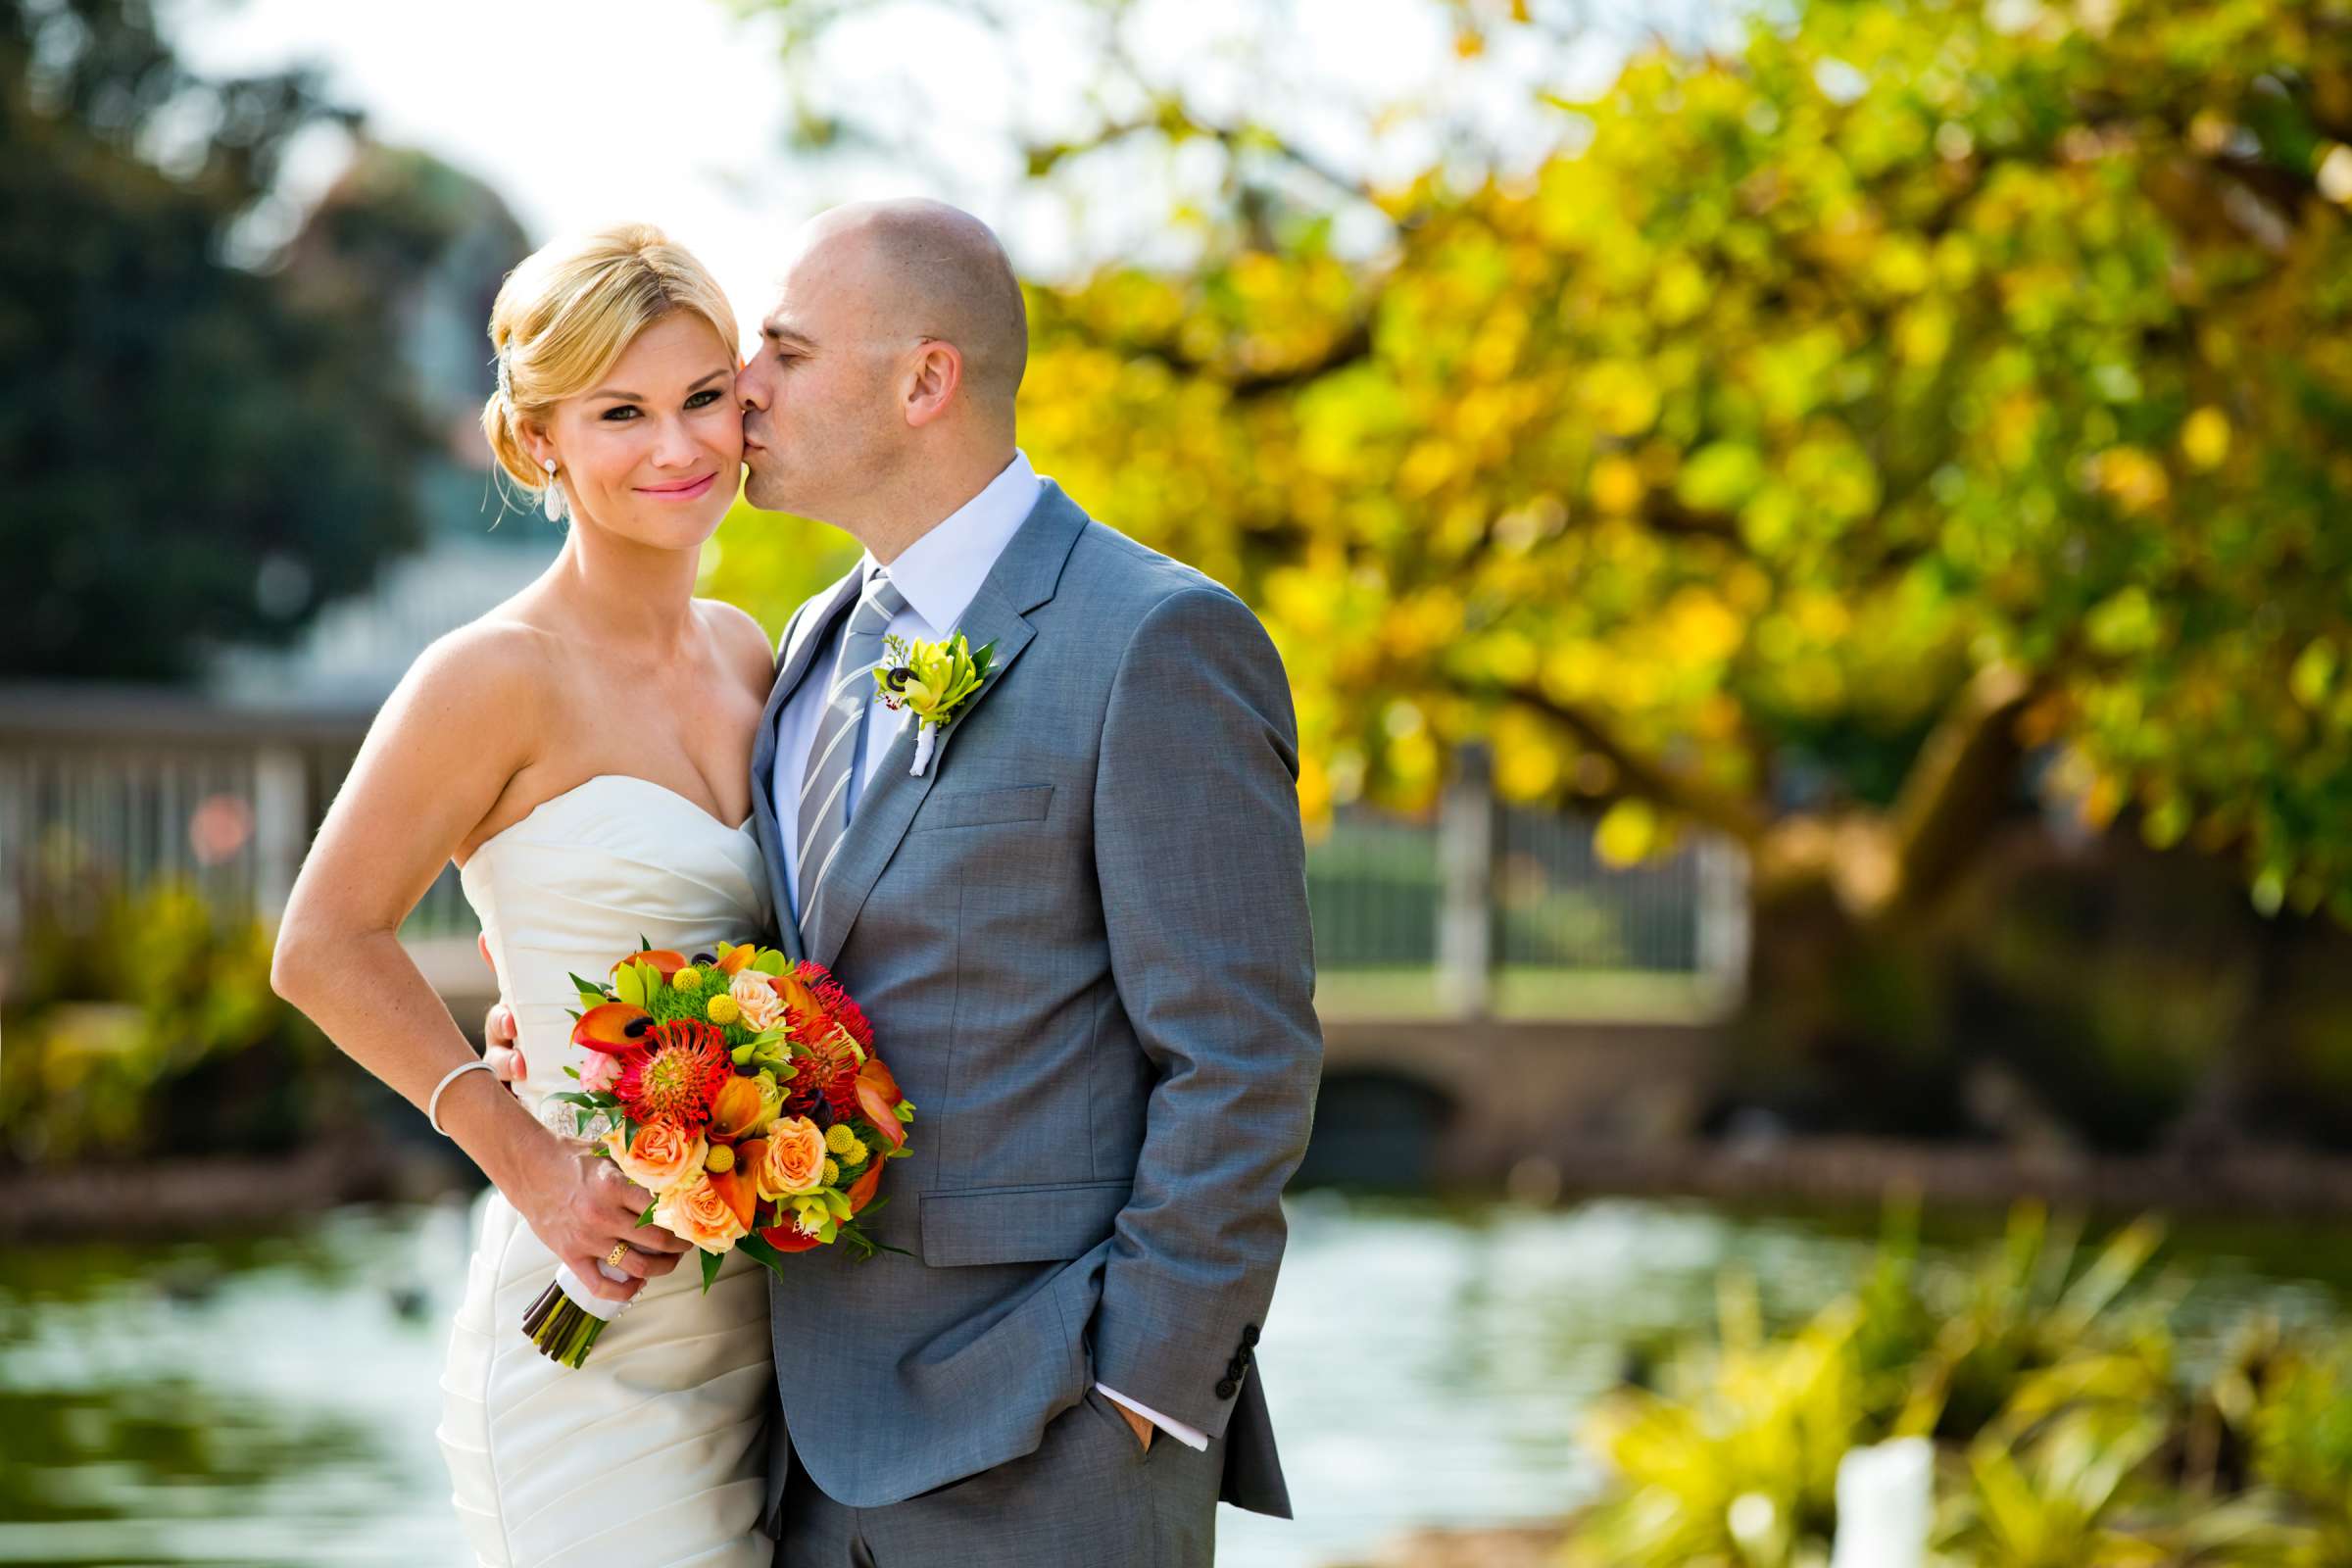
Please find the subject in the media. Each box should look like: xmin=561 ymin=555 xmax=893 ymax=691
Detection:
xmin=747 ymin=481 xmax=1323 ymax=1527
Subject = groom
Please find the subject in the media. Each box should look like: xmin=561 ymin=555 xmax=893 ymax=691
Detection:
xmin=743 ymin=199 xmax=1319 ymax=1564
xmin=485 ymin=198 xmax=1319 ymax=1560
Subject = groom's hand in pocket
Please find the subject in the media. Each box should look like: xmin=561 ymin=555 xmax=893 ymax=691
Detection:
xmin=1115 ymin=1405 xmax=1155 ymax=1453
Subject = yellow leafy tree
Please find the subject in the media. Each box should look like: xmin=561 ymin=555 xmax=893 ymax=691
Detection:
xmin=715 ymin=0 xmax=2352 ymax=944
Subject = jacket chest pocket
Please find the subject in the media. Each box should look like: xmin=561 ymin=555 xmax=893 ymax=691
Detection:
xmin=911 ymin=783 xmax=1054 ymax=833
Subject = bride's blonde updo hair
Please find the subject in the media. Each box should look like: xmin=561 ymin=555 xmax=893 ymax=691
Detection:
xmin=482 ymin=222 xmax=742 ymax=506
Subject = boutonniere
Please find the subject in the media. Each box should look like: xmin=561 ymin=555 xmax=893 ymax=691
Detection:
xmin=874 ymin=631 xmax=996 ymax=776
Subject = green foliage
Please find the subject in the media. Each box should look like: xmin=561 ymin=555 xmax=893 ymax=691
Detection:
xmin=1568 ymin=1200 xmax=2352 ymax=1566
xmin=729 ymin=0 xmax=2352 ymax=922
xmin=1569 ymin=1278 xmax=1863 ymax=1566
xmin=2248 ymin=1340 xmax=2352 ymax=1563
xmin=1 ymin=0 xmax=432 ymax=679
xmin=0 ymin=879 xmax=335 ymax=1161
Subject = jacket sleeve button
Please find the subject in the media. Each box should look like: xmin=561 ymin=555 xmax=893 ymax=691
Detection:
xmin=1242 ymin=1325 xmax=1260 ymax=1347
xmin=1215 ymin=1378 xmax=1240 ymax=1399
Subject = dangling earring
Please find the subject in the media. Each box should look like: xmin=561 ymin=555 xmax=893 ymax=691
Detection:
xmin=542 ymin=457 xmax=564 ymax=522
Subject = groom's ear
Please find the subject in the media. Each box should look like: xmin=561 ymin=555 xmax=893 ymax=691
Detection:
xmin=902 ymin=338 xmax=963 ymax=429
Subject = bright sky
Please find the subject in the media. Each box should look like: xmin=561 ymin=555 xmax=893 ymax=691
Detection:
xmin=167 ymin=0 xmax=1733 ymax=339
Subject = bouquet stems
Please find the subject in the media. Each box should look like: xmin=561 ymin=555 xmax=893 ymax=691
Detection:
xmin=522 ymin=1263 xmax=630 ymax=1368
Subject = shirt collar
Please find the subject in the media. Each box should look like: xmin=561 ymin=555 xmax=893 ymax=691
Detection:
xmin=859 ymin=450 xmax=1043 ymax=637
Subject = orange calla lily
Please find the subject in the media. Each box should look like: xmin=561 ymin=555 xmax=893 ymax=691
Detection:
xmin=714 ymin=945 xmax=756 ymax=977
xmin=708 ymin=1076 xmax=765 ymax=1141
xmin=765 ymin=969 xmax=819 ymax=1011
xmin=571 ymin=1002 xmax=653 ymax=1054
xmin=707 ymin=1163 xmax=758 ymax=1231
xmin=845 ymin=1162 xmax=883 ymax=1215
xmin=612 ymin=950 xmax=688 ymax=980
xmin=856 ymin=1058 xmax=906 ymax=1148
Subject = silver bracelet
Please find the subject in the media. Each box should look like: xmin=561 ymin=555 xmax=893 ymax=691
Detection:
xmin=428 ymin=1057 xmax=497 ymax=1136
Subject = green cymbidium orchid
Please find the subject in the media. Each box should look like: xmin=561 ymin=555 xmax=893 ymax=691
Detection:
xmin=874 ymin=632 xmax=998 ymax=774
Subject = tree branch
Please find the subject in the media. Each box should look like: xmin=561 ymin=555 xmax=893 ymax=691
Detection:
xmin=1885 ymin=661 xmax=2040 ymax=917
xmin=1498 ymin=684 xmax=1771 ymax=844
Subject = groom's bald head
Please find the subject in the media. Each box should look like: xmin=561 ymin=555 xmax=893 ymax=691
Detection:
xmin=797 ymin=198 xmax=1027 ymax=416
xmin=739 ymin=199 xmax=1028 ymax=530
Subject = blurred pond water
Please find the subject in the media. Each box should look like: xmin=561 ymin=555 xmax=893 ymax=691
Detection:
xmin=3 ymin=1191 xmax=2348 ymax=1567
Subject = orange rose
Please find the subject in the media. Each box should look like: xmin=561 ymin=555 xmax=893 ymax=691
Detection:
xmin=730 ymin=971 xmax=786 ymax=1032
xmin=655 ymin=1172 xmax=748 ymax=1251
xmin=608 ymin=1118 xmax=705 ymax=1192
xmin=759 ymin=1116 xmax=828 ymax=1196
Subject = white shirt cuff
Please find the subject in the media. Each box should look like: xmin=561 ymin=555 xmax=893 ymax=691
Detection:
xmin=1095 ymin=1383 xmax=1209 ymax=1451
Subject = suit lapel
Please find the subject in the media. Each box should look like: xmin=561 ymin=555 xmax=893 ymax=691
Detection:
xmin=750 ymin=568 xmax=863 ymax=962
xmin=803 ymin=483 xmax=1090 ymax=972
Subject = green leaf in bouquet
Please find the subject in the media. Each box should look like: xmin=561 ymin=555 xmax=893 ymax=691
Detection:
xmin=736 ymin=1233 xmax=797 ymax=1283
xmin=699 ymin=1248 xmax=721 ymax=1294
xmin=564 ymin=1065 xmax=580 ymax=1080
xmin=614 ymin=963 xmax=646 ymax=1008
xmin=754 ymin=950 xmax=786 ymax=976
xmin=731 ymin=1044 xmax=756 ymax=1065
xmin=639 ymin=934 xmax=653 ymax=953
xmin=638 ymin=1199 xmax=658 ymax=1226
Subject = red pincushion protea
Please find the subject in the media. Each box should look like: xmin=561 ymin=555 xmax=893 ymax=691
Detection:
xmin=794 ymin=960 xmax=873 ymax=1051
xmin=614 ymin=1019 xmax=732 ymax=1128
xmin=782 ymin=1038 xmax=860 ymax=1120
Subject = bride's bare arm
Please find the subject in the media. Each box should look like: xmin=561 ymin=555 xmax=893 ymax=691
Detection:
xmin=270 ymin=623 xmax=682 ymax=1298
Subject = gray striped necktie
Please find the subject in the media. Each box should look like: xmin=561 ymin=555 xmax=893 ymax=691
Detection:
xmin=797 ymin=570 xmax=908 ymax=930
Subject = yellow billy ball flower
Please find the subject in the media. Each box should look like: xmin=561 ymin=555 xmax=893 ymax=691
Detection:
xmin=705 ymin=1144 xmax=736 ymax=1173
xmin=838 ymin=1138 xmax=869 ymax=1167
xmin=670 ymin=966 xmax=702 ymax=991
xmin=822 ymin=1158 xmax=841 ymax=1185
xmin=706 ymin=993 xmax=740 ymax=1025
xmin=823 ymin=1123 xmax=858 ymax=1155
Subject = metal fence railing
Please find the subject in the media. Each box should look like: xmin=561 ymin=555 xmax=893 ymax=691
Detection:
xmin=6 ymin=705 xmax=1749 ymax=1023
xmin=1304 ymin=784 xmax=1746 ymax=1022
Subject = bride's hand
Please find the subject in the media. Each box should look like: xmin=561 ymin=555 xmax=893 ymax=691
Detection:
xmin=514 ymin=1141 xmax=691 ymax=1302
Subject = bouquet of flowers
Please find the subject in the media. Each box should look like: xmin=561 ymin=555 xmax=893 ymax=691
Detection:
xmin=521 ymin=937 xmax=914 ymax=1367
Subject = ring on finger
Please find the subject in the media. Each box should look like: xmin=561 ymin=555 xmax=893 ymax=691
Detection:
xmin=605 ymin=1241 xmax=630 ymax=1268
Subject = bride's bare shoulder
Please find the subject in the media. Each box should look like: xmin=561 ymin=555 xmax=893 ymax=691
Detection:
xmin=384 ymin=613 xmax=563 ymax=730
xmin=694 ymin=597 xmax=777 ymax=694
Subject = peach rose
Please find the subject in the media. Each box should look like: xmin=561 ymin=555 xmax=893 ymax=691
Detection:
xmin=654 ymin=1172 xmax=747 ymax=1252
xmin=759 ymin=1116 xmax=828 ymax=1196
xmin=608 ymin=1118 xmax=706 ymax=1192
xmin=730 ymin=971 xmax=786 ymax=1033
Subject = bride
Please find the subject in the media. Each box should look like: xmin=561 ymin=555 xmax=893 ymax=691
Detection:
xmin=270 ymin=223 xmax=780 ymax=1565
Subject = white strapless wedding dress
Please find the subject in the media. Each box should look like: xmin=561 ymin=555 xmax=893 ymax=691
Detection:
xmin=437 ymin=774 xmax=778 ymax=1568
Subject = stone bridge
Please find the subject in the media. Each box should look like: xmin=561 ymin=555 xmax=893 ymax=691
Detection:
xmin=416 ymin=938 xmax=1728 ymax=1191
